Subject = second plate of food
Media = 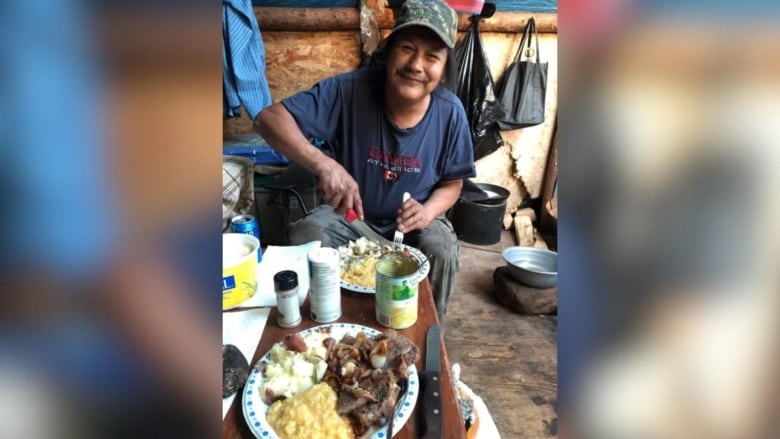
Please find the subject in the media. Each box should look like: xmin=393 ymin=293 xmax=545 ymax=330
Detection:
xmin=337 ymin=238 xmax=430 ymax=294
xmin=242 ymin=323 xmax=420 ymax=439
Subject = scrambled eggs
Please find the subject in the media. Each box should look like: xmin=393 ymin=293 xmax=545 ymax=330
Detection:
xmin=338 ymin=237 xmax=393 ymax=288
xmin=267 ymin=383 xmax=352 ymax=439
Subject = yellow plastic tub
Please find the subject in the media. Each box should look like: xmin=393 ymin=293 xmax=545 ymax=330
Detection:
xmin=222 ymin=233 xmax=260 ymax=309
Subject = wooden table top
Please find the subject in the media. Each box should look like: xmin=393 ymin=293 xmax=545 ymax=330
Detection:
xmin=223 ymin=278 xmax=465 ymax=439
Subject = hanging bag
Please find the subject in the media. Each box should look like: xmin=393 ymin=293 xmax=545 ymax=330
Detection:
xmin=496 ymin=17 xmax=548 ymax=130
xmin=454 ymin=16 xmax=505 ymax=160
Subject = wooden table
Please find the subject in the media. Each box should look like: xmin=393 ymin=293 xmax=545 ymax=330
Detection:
xmin=223 ymin=279 xmax=465 ymax=439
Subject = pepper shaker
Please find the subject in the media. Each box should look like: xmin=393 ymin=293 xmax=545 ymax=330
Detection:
xmin=273 ymin=270 xmax=302 ymax=328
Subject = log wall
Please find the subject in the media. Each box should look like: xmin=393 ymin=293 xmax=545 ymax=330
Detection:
xmin=224 ymin=7 xmax=558 ymax=218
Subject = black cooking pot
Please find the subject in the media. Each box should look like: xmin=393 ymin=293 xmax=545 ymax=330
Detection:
xmin=449 ymin=181 xmax=510 ymax=245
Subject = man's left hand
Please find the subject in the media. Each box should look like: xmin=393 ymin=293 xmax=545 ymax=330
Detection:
xmin=396 ymin=197 xmax=432 ymax=233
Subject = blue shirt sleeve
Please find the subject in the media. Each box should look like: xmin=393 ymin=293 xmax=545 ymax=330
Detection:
xmin=223 ymin=0 xmax=273 ymax=119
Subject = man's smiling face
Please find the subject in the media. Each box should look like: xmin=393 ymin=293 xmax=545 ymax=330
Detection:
xmin=385 ymin=26 xmax=448 ymax=104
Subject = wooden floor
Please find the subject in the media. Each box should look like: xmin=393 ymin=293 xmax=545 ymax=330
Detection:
xmin=443 ymin=231 xmax=558 ymax=438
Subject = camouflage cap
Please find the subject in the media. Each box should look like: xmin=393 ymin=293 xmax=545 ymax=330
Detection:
xmin=389 ymin=0 xmax=458 ymax=49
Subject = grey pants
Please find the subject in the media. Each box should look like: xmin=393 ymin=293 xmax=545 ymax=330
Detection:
xmin=287 ymin=206 xmax=460 ymax=320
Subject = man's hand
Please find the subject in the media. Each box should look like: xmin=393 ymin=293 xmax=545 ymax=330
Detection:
xmin=396 ymin=180 xmax=463 ymax=233
xmin=255 ymin=105 xmax=364 ymax=219
xmin=316 ymin=159 xmax=364 ymax=219
xmin=396 ymin=196 xmax=433 ymax=233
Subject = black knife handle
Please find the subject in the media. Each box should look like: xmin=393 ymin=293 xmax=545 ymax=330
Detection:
xmin=418 ymin=370 xmax=443 ymax=439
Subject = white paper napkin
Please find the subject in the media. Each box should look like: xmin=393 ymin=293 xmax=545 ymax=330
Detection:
xmin=222 ymin=307 xmax=271 ymax=419
xmin=240 ymin=240 xmax=321 ymax=308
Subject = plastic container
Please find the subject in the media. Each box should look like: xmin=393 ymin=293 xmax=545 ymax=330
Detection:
xmin=223 ymin=132 xmax=290 ymax=166
xmin=450 ymin=183 xmax=510 ymax=245
xmin=222 ymin=233 xmax=260 ymax=310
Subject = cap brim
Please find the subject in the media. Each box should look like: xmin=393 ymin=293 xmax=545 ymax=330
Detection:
xmin=386 ymin=21 xmax=454 ymax=49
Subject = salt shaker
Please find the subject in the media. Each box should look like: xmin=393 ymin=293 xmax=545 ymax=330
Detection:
xmin=273 ymin=270 xmax=301 ymax=328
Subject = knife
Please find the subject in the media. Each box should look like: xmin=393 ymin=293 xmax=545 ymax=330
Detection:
xmin=419 ymin=324 xmax=443 ymax=439
xmin=345 ymin=208 xmax=395 ymax=247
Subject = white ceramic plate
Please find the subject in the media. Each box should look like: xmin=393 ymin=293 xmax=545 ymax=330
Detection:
xmin=339 ymin=245 xmax=430 ymax=294
xmin=242 ymin=323 xmax=420 ymax=439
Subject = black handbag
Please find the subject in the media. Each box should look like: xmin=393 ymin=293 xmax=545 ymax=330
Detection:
xmin=496 ymin=17 xmax=548 ymax=130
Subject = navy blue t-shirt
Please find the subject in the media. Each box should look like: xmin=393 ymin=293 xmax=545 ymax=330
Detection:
xmin=281 ymin=66 xmax=476 ymax=220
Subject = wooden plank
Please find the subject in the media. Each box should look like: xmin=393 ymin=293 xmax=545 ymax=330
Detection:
xmin=263 ymin=31 xmax=362 ymax=101
xmin=515 ymin=207 xmax=537 ymax=222
xmin=514 ymin=215 xmax=535 ymax=247
xmin=256 ymin=7 xmax=558 ymax=33
xmin=533 ymin=229 xmax=548 ymax=249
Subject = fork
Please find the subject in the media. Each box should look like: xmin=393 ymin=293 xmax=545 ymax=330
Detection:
xmin=393 ymin=192 xmax=411 ymax=250
xmin=386 ymin=377 xmax=409 ymax=437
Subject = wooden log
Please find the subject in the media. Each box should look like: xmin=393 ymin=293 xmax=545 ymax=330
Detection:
xmin=460 ymin=12 xmax=558 ymax=34
xmin=256 ymin=8 xmax=557 ymax=33
xmin=506 ymin=207 xmax=536 ymax=230
xmin=514 ymin=215 xmax=535 ymax=247
xmin=515 ymin=207 xmax=537 ymax=223
xmin=533 ymin=230 xmax=548 ymax=249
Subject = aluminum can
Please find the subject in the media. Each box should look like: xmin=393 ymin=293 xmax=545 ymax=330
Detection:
xmin=375 ymin=252 xmax=421 ymax=329
xmin=308 ymin=247 xmax=341 ymax=323
xmin=274 ymin=270 xmax=301 ymax=328
xmin=231 ymin=215 xmax=262 ymax=262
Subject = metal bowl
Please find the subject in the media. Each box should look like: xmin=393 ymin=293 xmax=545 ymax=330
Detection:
xmin=501 ymin=247 xmax=558 ymax=288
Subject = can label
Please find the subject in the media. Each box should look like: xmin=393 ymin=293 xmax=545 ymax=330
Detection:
xmin=231 ymin=215 xmax=263 ymax=262
xmin=308 ymin=247 xmax=341 ymax=323
xmin=375 ymin=252 xmax=421 ymax=329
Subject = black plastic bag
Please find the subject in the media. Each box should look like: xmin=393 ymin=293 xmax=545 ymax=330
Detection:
xmin=454 ymin=16 xmax=504 ymax=160
xmin=496 ymin=17 xmax=548 ymax=129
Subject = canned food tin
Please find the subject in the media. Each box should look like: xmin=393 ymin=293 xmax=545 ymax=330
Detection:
xmin=375 ymin=251 xmax=421 ymax=329
xmin=308 ymin=247 xmax=341 ymax=323
xmin=230 ymin=215 xmax=262 ymax=262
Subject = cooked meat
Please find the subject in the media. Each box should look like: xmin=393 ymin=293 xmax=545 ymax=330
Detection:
xmin=358 ymin=369 xmax=396 ymax=402
xmin=379 ymin=381 xmax=401 ymax=420
xmin=263 ymin=387 xmax=285 ymax=405
xmin=382 ymin=330 xmax=421 ymax=369
xmin=351 ymin=402 xmax=383 ymax=435
xmin=282 ymin=333 xmax=307 ymax=353
xmin=342 ymin=382 xmax=378 ymax=403
xmin=322 ymin=330 xmax=419 ymax=436
xmin=323 ymin=337 xmax=336 ymax=351
xmin=337 ymin=387 xmax=371 ymax=415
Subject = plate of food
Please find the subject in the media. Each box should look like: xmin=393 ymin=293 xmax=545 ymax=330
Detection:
xmin=242 ymin=323 xmax=420 ymax=439
xmin=338 ymin=238 xmax=430 ymax=294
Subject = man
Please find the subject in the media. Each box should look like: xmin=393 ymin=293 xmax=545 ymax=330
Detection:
xmin=255 ymin=0 xmax=475 ymax=319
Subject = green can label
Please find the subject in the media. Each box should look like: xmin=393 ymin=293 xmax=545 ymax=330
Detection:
xmin=375 ymin=252 xmax=421 ymax=329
